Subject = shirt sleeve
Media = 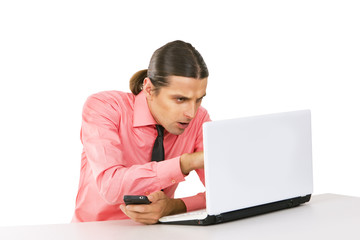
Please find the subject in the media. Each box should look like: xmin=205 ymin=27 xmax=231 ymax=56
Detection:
xmin=81 ymin=93 xmax=185 ymax=205
xmin=180 ymin=108 xmax=211 ymax=212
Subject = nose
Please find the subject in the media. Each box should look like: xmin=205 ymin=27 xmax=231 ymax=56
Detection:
xmin=184 ymin=103 xmax=196 ymax=119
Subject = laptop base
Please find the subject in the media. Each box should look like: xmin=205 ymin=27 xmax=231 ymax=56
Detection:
xmin=160 ymin=194 xmax=311 ymax=226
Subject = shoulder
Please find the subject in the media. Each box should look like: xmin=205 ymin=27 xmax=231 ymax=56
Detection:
xmin=187 ymin=106 xmax=211 ymax=132
xmin=82 ymin=91 xmax=136 ymax=120
xmin=86 ymin=90 xmax=134 ymax=104
xmin=183 ymin=106 xmax=211 ymax=142
xmin=194 ymin=106 xmax=211 ymax=123
xmin=84 ymin=91 xmax=134 ymax=110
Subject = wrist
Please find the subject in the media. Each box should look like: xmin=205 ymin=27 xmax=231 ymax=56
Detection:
xmin=166 ymin=198 xmax=187 ymax=216
xmin=180 ymin=153 xmax=192 ymax=175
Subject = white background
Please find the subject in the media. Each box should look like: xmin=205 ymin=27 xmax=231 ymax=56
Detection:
xmin=0 ymin=0 xmax=359 ymax=227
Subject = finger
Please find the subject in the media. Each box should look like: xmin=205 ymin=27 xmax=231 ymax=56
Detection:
xmin=124 ymin=203 xmax=163 ymax=218
xmin=122 ymin=207 xmax=160 ymax=224
xmin=120 ymin=205 xmax=144 ymax=220
xmin=129 ymin=217 xmax=159 ymax=225
xmin=125 ymin=204 xmax=150 ymax=213
xmin=127 ymin=211 xmax=161 ymax=221
xmin=120 ymin=204 xmax=130 ymax=217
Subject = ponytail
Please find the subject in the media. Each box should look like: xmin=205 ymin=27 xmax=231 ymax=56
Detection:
xmin=129 ymin=69 xmax=147 ymax=95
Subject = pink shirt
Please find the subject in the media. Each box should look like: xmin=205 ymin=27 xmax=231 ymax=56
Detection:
xmin=72 ymin=90 xmax=211 ymax=222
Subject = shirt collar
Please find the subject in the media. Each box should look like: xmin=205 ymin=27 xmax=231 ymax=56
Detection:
xmin=133 ymin=90 xmax=158 ymax=127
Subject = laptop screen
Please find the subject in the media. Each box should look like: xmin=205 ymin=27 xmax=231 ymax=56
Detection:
xmin=203 ymin=110 xmax=313 ymax=215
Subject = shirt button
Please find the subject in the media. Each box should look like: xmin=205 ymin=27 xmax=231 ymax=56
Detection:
xmin=171 ymin=179 xmax=176 ymax=184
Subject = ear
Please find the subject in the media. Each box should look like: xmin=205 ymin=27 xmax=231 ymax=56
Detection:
xmin=143 ymin=78 xmax=154 ymax=99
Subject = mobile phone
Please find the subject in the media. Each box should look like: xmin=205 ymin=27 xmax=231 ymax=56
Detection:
xmin=123 ymin=195 xmax=152 ymax=205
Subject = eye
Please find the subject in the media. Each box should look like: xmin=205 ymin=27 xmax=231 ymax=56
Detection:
xmin=176 ymin=97 xmax=186 ymax=102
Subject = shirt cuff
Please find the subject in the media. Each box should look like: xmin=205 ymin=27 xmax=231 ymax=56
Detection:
xmin=181 ymin=192 xmax=206 ymax=212
xmin=156 ymin=156 xmax=186 ymax=189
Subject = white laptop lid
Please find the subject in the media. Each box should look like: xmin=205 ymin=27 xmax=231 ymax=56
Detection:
xmin=203 ymin=110 xmax=313 ymax=215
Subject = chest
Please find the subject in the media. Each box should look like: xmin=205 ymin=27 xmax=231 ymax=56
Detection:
xmin=118 ymin=125 xmax=197 ymax=164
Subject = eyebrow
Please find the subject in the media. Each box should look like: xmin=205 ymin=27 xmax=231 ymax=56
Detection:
xmin=196 ymin=93 xmax=207 ymax=101
xmin=172 ymin=93 xmax=206 ymax=100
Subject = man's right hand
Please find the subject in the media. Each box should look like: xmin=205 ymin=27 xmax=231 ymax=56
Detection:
xmin=180 ymin=151 xmax=204 ymax=175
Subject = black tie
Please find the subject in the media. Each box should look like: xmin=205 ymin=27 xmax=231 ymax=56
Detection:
xmin=151 ymin=125 xmax=165 ymax=162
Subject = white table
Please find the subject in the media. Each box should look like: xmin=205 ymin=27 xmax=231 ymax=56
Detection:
xmin=1 ymin=194 xmax=359 ymax=240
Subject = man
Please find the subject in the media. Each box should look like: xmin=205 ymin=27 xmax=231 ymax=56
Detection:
xmin=73 ymin=40 xmax=210 ymax=224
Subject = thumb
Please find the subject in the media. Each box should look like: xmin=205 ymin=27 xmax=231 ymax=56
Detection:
xmin=147 ymin=191 xmax=166 ymax=203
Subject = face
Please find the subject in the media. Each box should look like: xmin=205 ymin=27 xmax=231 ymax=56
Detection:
xmin=144 ymin=76 xmax=208 ymax=135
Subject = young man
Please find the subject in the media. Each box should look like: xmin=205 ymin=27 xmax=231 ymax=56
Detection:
xmin=73 ymin=40 xmax=210 ymax=224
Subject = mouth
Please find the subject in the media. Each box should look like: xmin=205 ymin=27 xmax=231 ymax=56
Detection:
xmin=177 ymin=121 xmax=190 ymax=129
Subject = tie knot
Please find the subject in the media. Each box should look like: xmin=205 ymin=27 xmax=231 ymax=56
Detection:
xmin=155 ymin=125 xmax=164 ymax=137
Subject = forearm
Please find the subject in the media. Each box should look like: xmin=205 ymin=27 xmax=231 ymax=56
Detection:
xmin=181 ymin=192 xmax=206 ymax=212
xmin=95 ymin=157 xmax=185 ymax=205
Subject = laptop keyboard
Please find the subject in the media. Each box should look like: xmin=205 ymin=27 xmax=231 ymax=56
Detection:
xmin=159 ymin=209 xmax=207 ymax=222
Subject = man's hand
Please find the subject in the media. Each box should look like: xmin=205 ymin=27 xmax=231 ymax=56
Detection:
xmin=120 ymin=191 xmax=186 ymax=225
xmin=180 ymin=151 xmax=204 ymax=175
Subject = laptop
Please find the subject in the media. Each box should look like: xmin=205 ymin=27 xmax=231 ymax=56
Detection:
xmin=159 ymin=110 xmax=313 ymax=225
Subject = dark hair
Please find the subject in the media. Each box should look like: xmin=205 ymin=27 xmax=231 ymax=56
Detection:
xmin=129 ymin=40 xmax=209 ymax=95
